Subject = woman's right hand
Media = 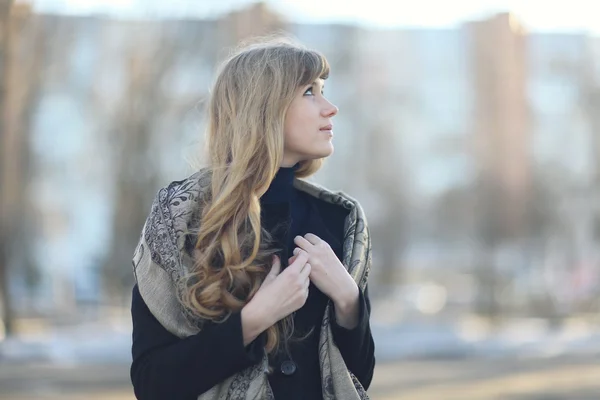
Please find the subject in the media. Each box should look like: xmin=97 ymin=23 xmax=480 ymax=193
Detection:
xmin=240 ymin=251 xmax=311 ymax=345
xmin=252 ymin=250 xmax=312 ymax=324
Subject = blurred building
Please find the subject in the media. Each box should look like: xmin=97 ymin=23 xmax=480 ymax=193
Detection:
xmin=527 ymin=30 xmax=596 ymax=257
xmin=5 ymin=3 xmax=600 ymax=319
xmin=218 ymin=1 xmax=285 ymax=44
xmin=467 ymin=13 xmax=530 ymax=239
xmin=529 ymin=32 xmax=593 ymax=187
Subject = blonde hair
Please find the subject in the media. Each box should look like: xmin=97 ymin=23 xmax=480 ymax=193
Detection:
xmin=181 ymin=37 xmax=330 ymax=353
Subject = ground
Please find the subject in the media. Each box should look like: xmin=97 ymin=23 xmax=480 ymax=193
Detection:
xmin=0 ymin=355 xmax=598 ymax=399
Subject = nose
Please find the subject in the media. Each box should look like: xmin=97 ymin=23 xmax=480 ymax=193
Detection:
xmin=321 ymin=99 xmax=338 ymax=118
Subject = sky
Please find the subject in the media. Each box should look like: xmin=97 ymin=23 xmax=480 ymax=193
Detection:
xmin=23 ymin=0 xmax=600 ymax=34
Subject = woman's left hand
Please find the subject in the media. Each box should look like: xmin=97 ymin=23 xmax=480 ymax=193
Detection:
xmin=292 ymin=233 xmax=359 ymax=308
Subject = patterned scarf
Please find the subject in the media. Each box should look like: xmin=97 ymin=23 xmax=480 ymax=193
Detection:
xmin=132 ymin=169 xmax=372 ymax=399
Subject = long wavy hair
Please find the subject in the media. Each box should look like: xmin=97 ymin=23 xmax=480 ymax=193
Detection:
xmin=180 ymin=38 xmax=330 ymax=354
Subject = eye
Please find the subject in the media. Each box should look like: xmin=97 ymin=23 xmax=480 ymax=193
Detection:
xmin=304 ymin=86 xmax=314 ymax=96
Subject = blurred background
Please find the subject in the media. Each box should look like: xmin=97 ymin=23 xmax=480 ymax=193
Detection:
xmin=1 ymin=0 xmax=600 ymax=399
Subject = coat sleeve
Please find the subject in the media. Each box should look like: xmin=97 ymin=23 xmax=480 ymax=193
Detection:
xmin=130 ymin=284 xmax=265 ymax=400
xmin=329 ymin=284 xmax=376 ymax=389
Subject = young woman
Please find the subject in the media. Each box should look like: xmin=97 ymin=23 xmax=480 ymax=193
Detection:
xmin=130 ymin=38 xmax=375 ymax=400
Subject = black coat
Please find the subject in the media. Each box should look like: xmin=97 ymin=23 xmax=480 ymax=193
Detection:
xmin=130 ymin=172 xmax=375 ymax=400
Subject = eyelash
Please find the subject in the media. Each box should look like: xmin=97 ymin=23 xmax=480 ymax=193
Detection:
xmin=304 ymin=86 xmax=324 ymax=96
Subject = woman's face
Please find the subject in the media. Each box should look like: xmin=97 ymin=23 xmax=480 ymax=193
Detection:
xmin=282 ymin=78 xmax=338 ymax=167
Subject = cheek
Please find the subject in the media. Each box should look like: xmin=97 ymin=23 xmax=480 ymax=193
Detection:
xmin=284 ymin=100 xmax=320 ymax=150
xmin=284 ymin=125 xmax=305 ymax=151
xmin=285 ymin=104 xmax=303 ymax=129
xmin=284 ymin=106 xmax=307 ymax=145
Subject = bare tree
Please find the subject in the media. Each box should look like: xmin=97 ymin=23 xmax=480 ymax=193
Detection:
xmin=101 ymin=27 xmax=182 ymax=306
xmin=364 ymin=122 xmax=409 ymax=295
xmin=581 ymin=66 xmax=600 ymax=186
xmin=0 ymin=2 xmax=40 ymax=335
xmin=472 ymin=178 xmax=510 ymax=323
xmin=0 ymin=0 xmax=15 ymax=336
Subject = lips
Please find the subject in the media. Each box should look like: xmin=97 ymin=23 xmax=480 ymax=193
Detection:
xmin=320 ymin=124 xmax=333 ymax=131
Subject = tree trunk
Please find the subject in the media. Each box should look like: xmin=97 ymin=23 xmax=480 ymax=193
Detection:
xmin=0 ymin=0 xmax=15 ymax=336
xmin=0 ymin=2 xmax=37 ymax=335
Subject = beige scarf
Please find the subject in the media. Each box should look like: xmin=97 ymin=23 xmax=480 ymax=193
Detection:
xmin=132 ymin=169 xmax=372 ymax=399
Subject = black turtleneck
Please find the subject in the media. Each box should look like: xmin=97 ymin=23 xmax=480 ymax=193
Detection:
xmin=129 ymin=167 xmax=375 ymax=400
xmin=259 ymin=163 xmax=310 ymax=263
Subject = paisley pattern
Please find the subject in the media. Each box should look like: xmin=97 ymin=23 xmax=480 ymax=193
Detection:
xmin=132 ymin=170 xmax=371 ymax=400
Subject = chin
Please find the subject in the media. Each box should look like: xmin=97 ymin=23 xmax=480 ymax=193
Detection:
xmin=314 ymin=147 xmax=333 ymax=159
xmin=319 ymin=142 xmax=334 ymax=157
xmin=297 ymin=144 xmax=334 ymax=161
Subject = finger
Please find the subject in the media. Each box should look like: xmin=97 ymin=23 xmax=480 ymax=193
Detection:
xmin=304 ymin=233 xmax=322 ymax=246
xmin=294 ymin=235 xmax=313 ymax=251
xmin=288 ymin=249 xmax=309 ymax=271
xmin=300 ymin=262 xmax=312 ymax=280
xmin=268 ymin=255 xmax=281 ymax=277
xmin=293 ymin=247 xmax=301 ymax=256
xmin=302 ymin=272 xmax=310 ymax=294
